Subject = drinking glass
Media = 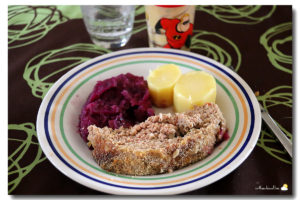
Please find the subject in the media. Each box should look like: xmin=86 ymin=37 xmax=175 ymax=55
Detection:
xmin=81 ymin=5 xmax=135 ymax=48
xmin=145 ymin=5 xmax=195 ymax=51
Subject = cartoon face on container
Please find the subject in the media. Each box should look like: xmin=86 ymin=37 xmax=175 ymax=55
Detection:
xmin=155 ymin=13 xmax=194 ymax=49
xmin=177 ymin=14 xmax=191 ymax=33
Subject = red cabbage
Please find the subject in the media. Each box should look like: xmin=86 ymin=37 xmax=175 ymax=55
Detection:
xmin=79 ymin=73 xmax=155 ymax=141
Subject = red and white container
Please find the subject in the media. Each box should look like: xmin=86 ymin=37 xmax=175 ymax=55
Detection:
xmin=145 ymin=5 xmax=196 ymax=50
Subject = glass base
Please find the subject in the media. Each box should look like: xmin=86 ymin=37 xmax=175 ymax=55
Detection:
xmin=90 ymin=34 xmax=131 ymax=49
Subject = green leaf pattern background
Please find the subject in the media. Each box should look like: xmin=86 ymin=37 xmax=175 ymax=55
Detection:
xmin=8 ymin=5 xmax=292 ymax=193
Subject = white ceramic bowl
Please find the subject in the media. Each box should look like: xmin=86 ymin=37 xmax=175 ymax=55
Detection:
xmin=37 ymin=48 xmax=261 ymax=195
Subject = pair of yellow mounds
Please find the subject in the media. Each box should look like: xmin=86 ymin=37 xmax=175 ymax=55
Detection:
xmin=147 ymin=64 xmax=217 ymax=113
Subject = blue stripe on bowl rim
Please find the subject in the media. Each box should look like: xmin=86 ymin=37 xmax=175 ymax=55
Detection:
xmin=43 ymin=50 xmax=255 ymax=190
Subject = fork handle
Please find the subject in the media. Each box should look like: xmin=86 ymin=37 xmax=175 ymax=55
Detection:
xmin=260 ymin=105 xmax=292 ymax=157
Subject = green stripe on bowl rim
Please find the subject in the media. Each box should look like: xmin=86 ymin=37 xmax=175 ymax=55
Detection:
xmin=59 ymin=60 xmax=239 ymax=180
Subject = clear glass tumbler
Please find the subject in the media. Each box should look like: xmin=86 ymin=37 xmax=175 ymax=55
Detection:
xmin=81 ymin=5 xmax=135 ymax=48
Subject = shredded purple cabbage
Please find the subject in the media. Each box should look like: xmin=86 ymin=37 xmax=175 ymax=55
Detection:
xmin=79 ymin=73 xmax=155 ymax=141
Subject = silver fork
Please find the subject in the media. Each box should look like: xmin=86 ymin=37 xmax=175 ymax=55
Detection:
xmin=260 ymin=104 xmax=292 ymax=157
